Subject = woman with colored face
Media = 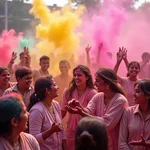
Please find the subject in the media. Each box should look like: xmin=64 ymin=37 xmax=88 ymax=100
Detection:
xmin=60 ymin=65 xmax=97 ymax=150
xmin=66 ymin=68 xmax=128 ymax=150
xmin=0 ymin=67 xmax=13 ymax=97
xmin=114 ymin=47 xmax=141 ymax=106
xmin=0 ymin=93 xmax=40 ymax=150
xmin=28 ymin=76 xmax=67 ymax=150
xmin=119 ymin=79 xmax=150 ymax=150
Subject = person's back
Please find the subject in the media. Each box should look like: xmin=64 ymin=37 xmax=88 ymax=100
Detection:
xmin=75 ymin=117 xmax=108 ymax=150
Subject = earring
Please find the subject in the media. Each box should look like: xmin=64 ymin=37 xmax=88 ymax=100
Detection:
xmin=106 ymin=85 xmax=109 ymax=90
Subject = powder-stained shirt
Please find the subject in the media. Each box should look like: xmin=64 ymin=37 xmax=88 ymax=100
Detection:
xmin=3 ymin=83 xmax=34 ymax=107
xmin=86 ymin=92 xmax=128 ymax=150
xmin=119 ymin=105 xmax=150 ymax=150
xmin=29 ymin=100 xmax=65 ymax=150
xmin=121 ymin=77 xmax=140 ymax=106
xmin=0 ymin=132 xmax=40 ymax=150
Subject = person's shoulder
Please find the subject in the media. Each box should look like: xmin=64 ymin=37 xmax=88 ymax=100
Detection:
xmin=20 ymin=132 xmax=39 ymax=145
xmin=120 ymin=77 xmax=128 ymax=81
xmin=32 ymin=69 xmax=40 ymax=74
xmin=3 ymin=84 xmax=17 ymax=95
xmin=88 ymin=87 xmax=97 ymax=92
xmin=123 ymin=105 xmax=137 ymax=115
xmin=52 ymin=100 xmax=60 ymax=107
xmin=21 ymin=132 xmax=35 ymax=139
xmin=115 ymin=93 xmax=128 ymax=102
xmin=93 ymin=92 xmax=104 ymax=99
xmin=30 ymin=102 xmax=44 ymax=112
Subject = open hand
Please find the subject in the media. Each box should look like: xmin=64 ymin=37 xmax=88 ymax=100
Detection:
xmin=85 ymin=45 xmax=91 ymax=53
xmin=10 ymin=52 xmax=17 ymax=62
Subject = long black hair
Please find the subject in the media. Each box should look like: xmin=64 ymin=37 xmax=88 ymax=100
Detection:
xmin=96 ymin=68 xmax=125 ymax=96
xmin=28 ymin=75 xmax=53 ymax=111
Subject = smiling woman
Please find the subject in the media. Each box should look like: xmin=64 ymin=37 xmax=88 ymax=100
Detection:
xmin=60 ymin=65 xmax=97 ymax=150
xmin=119 ymin=79 xmax=150 ymax=150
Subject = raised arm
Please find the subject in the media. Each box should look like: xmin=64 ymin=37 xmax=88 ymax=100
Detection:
xmin=85 ymin=45 xmax=92 ymax=68
xmin=23 ymin=46 xmax=31 ymax=68
xmin=114 ymin=47 xmax=123 ymax=73
xmin=7 ymin=52 xmax=17 ymax=74
xmin=96 ymin=42 xmax=103 ymax=66
xmin=122 ymin=47 xmax=129 ymax=70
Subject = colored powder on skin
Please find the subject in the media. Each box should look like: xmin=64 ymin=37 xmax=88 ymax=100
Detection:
xmin=30 ymin=0 xmax=85 ymax=75
xmin=0 ymin=29 xmax=23 ymax=66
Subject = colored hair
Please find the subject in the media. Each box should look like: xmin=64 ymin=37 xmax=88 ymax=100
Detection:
xmin=96 ymin=68 xmax=125 ymax=96
xmin=28 ymin=75 xmax=53 ymax=110
xmin=66 ymin=65 xmax=95 ymax=98
xmin=75 ymin=117 xmax=108 ymax=150
xmin=0 ymin=93 xmax=23 ymax=137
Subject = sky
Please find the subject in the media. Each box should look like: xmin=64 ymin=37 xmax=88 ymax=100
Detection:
xmin=26 ymin=0 xmax=150 ymax=9
xmin=28 ymin=0 xmax=150 ymax=8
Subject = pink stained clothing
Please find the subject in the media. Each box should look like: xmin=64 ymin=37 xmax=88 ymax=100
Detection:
xmin=0 ymin=132 xmax=40 ymax=150
xmin=29 ymin=100 xmax=66 ymax=150
xmin=120 ymin=77 xmax=140 ymax=106
xmin=54 ymin=74 xmax=72 ymax=103
xmin=61 ymin=87 xmax=97 ymax=150
xmin=86 ymin=92 xmax=128 ymax=150
xmin=2 ymin=83 xmax=34 ymax=107
xmin=119 ymin=105 xmax=150 ymax=150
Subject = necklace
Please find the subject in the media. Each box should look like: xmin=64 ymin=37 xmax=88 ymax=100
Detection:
xmin=77 ymin=88 xmax=87 ymax=98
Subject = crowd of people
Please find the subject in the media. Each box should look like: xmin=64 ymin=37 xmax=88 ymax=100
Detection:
xmin=0 ymin=45 xmax=150 ymax=150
